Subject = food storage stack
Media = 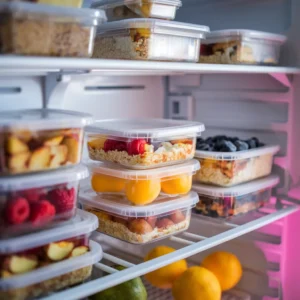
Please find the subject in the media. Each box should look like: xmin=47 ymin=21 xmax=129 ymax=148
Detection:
xmin=79 ymin=118 xmax=205 ymax=244
xmin=0 ymin=109 xmax=103 ymax=299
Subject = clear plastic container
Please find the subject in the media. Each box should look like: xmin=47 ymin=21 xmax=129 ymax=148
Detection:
xmin=0 ymin=2 xmax=106 ymax=57
xmin=200 ymin=30 xmax=287 ymax=65
xmin=0 ymin=109 xmax=93 ymax=175
xmin=0 ymin=165 xmax=89 ymax=238
xmin=92 ymin=0 xmax=182 ymax=21
xmin=93 ymin=19 xmax=209 ymax=62
xmin=6 ymin=0 xmax=84 ymax=8
xmin=79 ymin=190 xmax=198 ymax=244
xmin=86 ymin=118 xmax=205 ymax=169
xmin=192 ymin=175 xmax=279 ymax=218
xmin=193 ymin=145 xmax=280 ymax=187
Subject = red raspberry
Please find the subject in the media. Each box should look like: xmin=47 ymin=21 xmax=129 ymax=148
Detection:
xmin=5 ymin=197 xmax=30 ymax=225
xmin=20 ymin=188 xmax=41 ymax=203
xmin=29 ymin=200 xmax=56 ymax=225
xmin=127 ymin=139 xmax=147 ymax=155
xmin=104 ymin=139 xmax=118 ymax=152
xmin=48 ymin=187 xmax=75 ymax=214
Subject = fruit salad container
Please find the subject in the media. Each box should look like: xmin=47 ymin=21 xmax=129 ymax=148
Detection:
xmin=86 ymin=118 xmax=205 ymax=169
xmin=193 ymin=175 xmax=279 ymax=218
xmin=0 ymin=165 xmax=89 ymax=238
xmin=79 ymin=190 xmax=198 ymax=244
xmin=0 ymin=109 xmax=93 ymax=175
xmin=91 ymin=0 xmax=182 ymax=21
xmin=200 ymin=29 xmax=286 ymax=65
xmin=93 ymin=19 xmax=209 ymax=62
xmin=0 ymin=2 xmax=106 ymax=57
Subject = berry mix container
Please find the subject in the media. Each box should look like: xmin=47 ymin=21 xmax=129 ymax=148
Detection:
xmin=91 ymin=0 xmax=182 ymax=21
xmin=79 ymin=190 xmax=198 ymax=244
xmin=93 ymin=19 xmax=209 ymax=62
xmin=0 ymin=2 xmax=106 ymax=57
xmin=0 ymin=210 xmax=101 ymax=300
xmin=193 ymin=175 xmax=279 ymax=218
xmin=200 ymin=29 xmax=287 ymax=65
xmin=0 ymin=109 xmax=93 ymax=175
xmin=0 ymin=165 xmax=89 ymax=238
xmin=86 ymin=118 xmax=205 ymax=169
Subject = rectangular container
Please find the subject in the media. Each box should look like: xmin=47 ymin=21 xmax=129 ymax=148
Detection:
xmin=0 ymin=2 xmax=106 ymax=57
xmin=200 ymin=30 xmax=286 ymax=65
xmin=0 ymin=109 xmax=93 ymax=175
xmin=192 ymin=175 xmax=279 ymax=218
xmin=88 ymin=159 xmax=200 ymax=205
xmin=86 ymin=118 xmax=205 ymax=169
xmin=79 ymin=190 xmax=198 ymax=244
xmin=193 ymin=145 xmax=279 ymax=187
xmin=0 ymin=165 xmax=88 ymax=238
xmin=6 ymin=0 xmax=83 ymax=8
xmin=92 ymin=0 xmax=182 ymax=21
xmin=93 ymin=19 xmax=209 ymax=62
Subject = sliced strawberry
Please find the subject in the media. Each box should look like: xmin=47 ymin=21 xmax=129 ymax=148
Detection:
xmin=127 ymin=139 xmax=147 ymax=155
xmin=5 ymin=197 xmax=30 ymax=225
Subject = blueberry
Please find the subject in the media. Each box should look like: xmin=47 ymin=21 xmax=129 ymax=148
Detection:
xmin=258 ymin=142 xmax=265 ymax=147
xmin=246 ymin=139 xmax=256 ymax=149
xmin=219 ymin=140 xmax=237 ymax=152
xmin=251 ymin=137 xmax=260 ymax=147
xmin=196 ymin=143 xmax=210 ymax=151
xmin=229 ymin=137 xmax=239 ymax=142
xmin=212 ymin=135 xmax=227 ymax=142
xmin=234 ymin=140 xmax=249 ymax=151
xmin=205 ymin=137 xmax=213 ymax=144
xmin=196 ymin=137 xmax=204 ymax=144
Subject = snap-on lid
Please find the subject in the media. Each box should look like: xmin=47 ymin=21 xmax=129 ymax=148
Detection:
xmin=92 ymin=0 xmax=182 ymax=9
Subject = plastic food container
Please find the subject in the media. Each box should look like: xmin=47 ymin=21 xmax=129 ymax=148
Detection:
xmin=0 ymin=165 xmax=89 ymax=238
xmin=193 ymin=175 xmax=279 ymax=218
xmin=0 ymin=109 xmax=93 ymax=175
xmin=193 ymin=145 xmax=279 ymax=187
xmin=86 ymin=118 xmax=205 ymax=169
xmin=200 ymin=30 xmax=287 ymax=65
xmin=92 ymin=0 xmax=182 ymax=21
xmin=93 ymin=19 xmax=209 ymax=62
xmin=0 ymin=2 xmax=106 ymax=57
xmin=6 ymin=0 xmax=83 ymax=8
xmin=79 ymin=190 xmax=198 ymax=244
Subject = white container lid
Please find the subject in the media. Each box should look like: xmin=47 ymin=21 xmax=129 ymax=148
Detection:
xmin=193 ymin=175 xmax=279 ymax=198
xmin=86 ymin=118 xmax=205 ymax=139
xmin=194 ymin=145 xmax=280 ymax=161
xmin=88 ymin=159 xmax=200 ymax=180
xmin=0 ymin=165 xmax=89 ymax=192
xmin=92 ymin=0 xmax=182 ymax=9
xmin=0 ymin=240 xmax=102 ymax=291
xmin=0 ymin=109 xmax=94 ymax=130
xmin=79 ymin=190 xmax=199 ymax=217
xmin=0 ymin=210 xmax=98 ymax=254
xmin=96 ymin=19 xmax=210 ymax=38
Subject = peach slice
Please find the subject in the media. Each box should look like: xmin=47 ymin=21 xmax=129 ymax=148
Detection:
xmin=4 ymin=255 xmax=38 ymax=274
xmin=63 ymin=137 xmax=80 ymax=163
xmin=170 ymin=210 xmax=186 ymax=224
xmin=70 ymin=246 xmax=89 ymax=257
xmin=145 ymin=216 xmax=157 ymax=228
xmin=44 ymin=136 xmax=64 ymax=146
xmin=49 ymin=145 xmax=68 ymax=168
xmin=28 ymin=147 xmax=51 ymax=171
xmin=88 ymin=137 xmax=106 ymax=150
xmin=6 ymin=136 xmax=29 ymax=154
xmin=128 ymin=219 xmax=153 ymax=234
xmin=156 ymin=218 xmax=174 ymax=229
xmin=45 ymin=241 xmax=75 ymax=261
xmin=8 ymin=152 xmax=31 ymax=173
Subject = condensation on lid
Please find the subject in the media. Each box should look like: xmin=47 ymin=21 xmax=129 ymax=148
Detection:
xmin=193 ymin=175 xmax=280 ymax=197
xmin=86 ymin=118 xmax=205 ymax=138
xmin=92 ymin=0 xmax=182 ymax=9
xmin=79 ymin=190 xmax=199 ymax=217
xmin=194 ymin=145 xmax=280 ymax=161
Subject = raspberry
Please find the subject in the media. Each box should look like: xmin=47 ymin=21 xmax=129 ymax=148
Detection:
xmin=104 ymin=139 xmax=127 ymax=152
xmin=127 ymin=139 xmax=147 ymax=155
xmin=48 ymin=187 xmax=75 ymax=214
xmin=29 ymin=200 xmax=56 ymax=225
xmin=20 ymin=188 xmax=41 ymax=203
xmin=5 ymin=197 xmax=30 ymax=225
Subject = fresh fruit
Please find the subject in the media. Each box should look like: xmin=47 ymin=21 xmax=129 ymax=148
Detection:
xmin=145 ymin=216 xmax=157 ymax=228
xmin=156 ymin=218 xmax=174 ymax=229
xmin=128 ymin=219 xmax=153 ymax=234
xmin=48 ymin=187 xmax=75 ymax=214
xmin=91 ymin=174 xmax=126 ymax=193
xmin=29 ymin=200 xmax=56 ymax=225
xmin=45 ymin=241 xmax=74 ymax=261
xmin=170 ymin=210 xmax=186 ymax=224
xmin=88 ymin=137 xmax=107 ymax=149
xmin=1 ymin=270 xmax=12 ymax=278
xmin=63 ymin=137 xmax=80 ymax=163
xmin=127 ymin=139 xmax=147 ymax=155
xmin=8 ymin=152 xmax=31 ymax=173
xmin=201 ymin=251 xmax=243 ymax=291
xmin=28 ymin=147 xmax=51 ymax=171
xmin=20 ymin=188 xmax=41 ymax=203
xmin=103 ymin=139 xmax=127 ymax=152
xmin=5 ymin=197 xmax=30 ymax=225
xmin=4 ymin=255 xmax=38 ymax=274
xmin=6 ymin=136 xmax=29 ymax=154
xmin=85 ymin=208 xmax=112 ymax=221
xmin=49 ymin=145 xmax=68 ymax=168
xmin=161 ymin=175 xmax=192 ymax=195
xmin=144 ymin=246 xmax=187 ymax=289
xmin=125 ymin=179 xmax=161 ymax=205
xmin=71 ymin=246 xmax=89 ymax=257
xmin=112 ymin=216 xmax=128 ymax=227
xmin=43 ymin=136 xmax=64 ymax=146
xmin=172 ymin=266 xmax=221 ymax=300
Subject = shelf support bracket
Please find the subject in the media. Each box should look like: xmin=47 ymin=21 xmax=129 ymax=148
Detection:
xmin=269 ymin=73 xmax=293 ymax=88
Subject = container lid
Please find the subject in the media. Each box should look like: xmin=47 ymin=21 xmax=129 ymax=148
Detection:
xmin=193 ymin=175 xmax=280 ymax=197
xmin=88 ymin=159 xmax=200 ymax=180
xmin=92 ymin=0 xmax=182 ymax=9
xmin=0 ymin=209 xmax=98 ymax=254
xmin=79 ymin=190 xmax=199 ymax=217
xmin=0 ymin=109 xmax=94 ymax=130
xmin=0 ymin=165 xmax=89 ymax=192
xmin=86 ymin=118 xmax=205 ymax=139
xmin=194 ymin=145 xmax=280 ymax=161
xmin=0 ymin=240 xmax=102 ymax=291
xmin=96 ymin=19 xmax=210 ymax=38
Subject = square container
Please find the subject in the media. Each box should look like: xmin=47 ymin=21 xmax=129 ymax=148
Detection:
xmin=93 ymin=19 xmax=209 ymax=62
xmin=200 ymin=30 xmax=286 ymax=65
xmin=91 ymin=0 xmax=182 ymax=21
xmin=88 ymin=159 xmax=200 ymax=205
xmin=86 ymin=118 xmax=205 ymax=169
xmin=193 ymin=145 xmax=279 ymax=187
xmin=0 ymin=165 xmax=89 ymax=238
xmin=79 ymin=190 xmax=198 ymax=244
xmin=0 ymin=109 xmax=93 ymax=175
xmin=192 ymin=175 xmax=279 ymax=218
xmin=0 ymin=2 xmax=106 ymax=57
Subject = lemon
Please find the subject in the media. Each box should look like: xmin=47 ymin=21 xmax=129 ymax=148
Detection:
xmin=161 ymin=175 xmax=192 ymax=195
xmin=91 ymin=174 xmax=125 ymax=193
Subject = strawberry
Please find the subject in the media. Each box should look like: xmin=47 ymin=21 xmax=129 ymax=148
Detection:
xmin=5 ymin=197 xmax=30 ymax=225
xmin=20 ymin=188 xmax=41 ymax=203
xmin=48 ymin=187 xmax=75 ymax=214
xmin=127 ymin=139 xmax=147 ymax=155
xmin=29 ymin=200 xmax=56 ymax=225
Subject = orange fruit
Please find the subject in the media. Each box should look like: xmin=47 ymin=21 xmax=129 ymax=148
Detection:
xmin=88 ymin=136 xmax=107 ymax=149
xmin=172 ymin=266 xmax=221 ymax=300
xmin=91 ymin=174 xmax=125 ymax=193
xmin=201 ymin=251 xmax=243 ymax=291
xmin=161 ymin=175 xmax=192 ymax=195
xmin=144 ymin=246 xmax=187 ymax=289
